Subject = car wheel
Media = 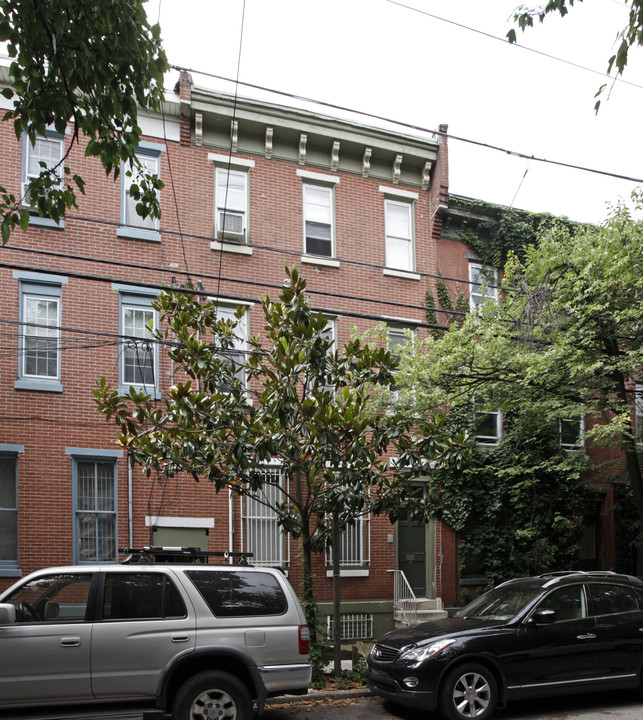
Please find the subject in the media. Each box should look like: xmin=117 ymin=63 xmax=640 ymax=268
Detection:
xmin=172 ymin=670 xmax=252 ymax=720
xmin=439 ymin=663 xmax=498 ymax=720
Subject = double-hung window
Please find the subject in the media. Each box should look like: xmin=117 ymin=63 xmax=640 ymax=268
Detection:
xmin=327 ymin=510 xmax=370 ymax=574
xmin=15 ymin=272 xmax=66 ymax=392
xmin=560 ymin=417 xmax=585 ymax=450
xmin=241 ymin=467 xmax=286 ymax=567
xmin=69 ymin=449 xmax=120 ymax=564
xmin=117 ymin=289 xmax=158 ymax=396
xmin=118 ymin=144 xmax=162 ymax=242
xmin=380 ymin=187 xmax=417 ymax=273
xmin=298 ymin=170 xmax=339 ymax=260
xmin=209 ymin=154 xmax=255 ymax=252
xmin=474 ymin=397 xmax=501 ymax=445
xmin=0 ymin=446 xmax=22 ymax=576
xmin=22 ymin=131 xmax=64 ymax=226
xmin=469 ymin=263 xmax=499 ymax=311
xmin=387 ymin=326 xmax=414 ymax=401
xmin=214 ymin=303 xmax=248 ymax=390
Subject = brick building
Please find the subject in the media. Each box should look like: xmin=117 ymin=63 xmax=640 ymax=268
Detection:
xmin=0 ymin=68 xmax=466 ymax=636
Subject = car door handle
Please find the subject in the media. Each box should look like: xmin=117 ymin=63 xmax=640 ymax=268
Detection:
xmin=60 ymin=637 xmax=81 ymax=647
xmin=171 ymin=635 xmax=190 ymax=643
xmin=577 ymin=633 xmax=596 ymax=640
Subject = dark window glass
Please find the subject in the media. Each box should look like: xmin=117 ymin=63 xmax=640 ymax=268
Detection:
xmin=187 ymin=570 xmax=287 ymax=617
xmin=103 ymin=573 xmax=186 ymax=620
xmin=3 ymin=573 xmax=92 ymax=623
xmin=590 ymin=583 xmax=638 ymax=616
xmin=305 ymin=222 xmax=332 ymax=256
xmin=538 ymin=584 xmax=586 ymax=621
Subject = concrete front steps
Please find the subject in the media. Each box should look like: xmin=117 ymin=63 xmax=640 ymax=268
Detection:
xmin=394 ymin=597 xmax=448 ymax=627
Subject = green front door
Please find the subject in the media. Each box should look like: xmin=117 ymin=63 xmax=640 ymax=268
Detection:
xmin=397 ymin=486 xmax=434 ymax=598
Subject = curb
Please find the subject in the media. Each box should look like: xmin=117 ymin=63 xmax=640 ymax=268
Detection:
xmin=265 ymin=688 xmax=373 ymax=705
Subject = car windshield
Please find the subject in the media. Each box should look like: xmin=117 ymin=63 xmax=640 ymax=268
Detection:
xmin=456 ymin=584 xmax=543 ymax=621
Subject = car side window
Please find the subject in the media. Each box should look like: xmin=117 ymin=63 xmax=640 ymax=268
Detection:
xmin=102 ymin=572 xmax=186 ymax=620
xmin=2 ymin=573 xmax=92 ymax=623
xmin=186 ymin=570 xmax=288 ymax=617
xmin=589 ymin=583 xmax=638 ymax=616
xmin=537 ymin=584 xmax=587 ymax=621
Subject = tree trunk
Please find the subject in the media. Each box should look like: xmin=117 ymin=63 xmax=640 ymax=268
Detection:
xmin=332 ymin=513 xmax=341 ymax=676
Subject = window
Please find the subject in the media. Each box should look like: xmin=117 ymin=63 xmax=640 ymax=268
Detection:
xmin=186 ymin=570 xmax=288 ymax=617
xmin=469 ymin=263 xmax=499 ymax=311
xmin=327 ymin=613 xmax=373 ymax=641
xmin=119 ymin=291 xmax=158 ymax=396
xmin=215 ymin=168 xmax=248 ymax=242
xmin=215 ymin=303 xmax=248 ymax=390
xmin=16 ymin=275 xmax=66 ymax=393
xmin=242 ymin=467 xmax=286 ymax=567
xmin=384 ymin=199 xmax=414 ymax=271
xmin=338 ymin=517 xmax=368 ymax=567
xmin=102 ymin=573 xmax=186 ymax=620
xmin=22 ymin=132 xmax=64 ymax=226
xmin=560 ymin=417 xmax=585 ymax=450
xmin=387 ymin=326 xmax=414 ymax=401
xmin=303 ymin=184 xmax=334 ymax=257
xmin=73 ymin=458 xmax=117 ymax=563
xmin=588 ymin=583 xmax=638 ymax=616
xmin=3 ymin=573 xmax=92 ymax=622
xmin=474 ymin=397 xmax=501 ymax=445
xmin=118 ymin=146 xmax=161 ymax=242
xmin=538 ymin=584 xmax=587 ymax=621
xmin=0 ymin=451 xmax=20 ymax=575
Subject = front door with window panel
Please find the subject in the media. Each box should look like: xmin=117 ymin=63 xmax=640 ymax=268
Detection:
xmin=397 ymin=487 xmax=434 ymax=598
xmin=0 ymin=572 xmax=94 ymax=703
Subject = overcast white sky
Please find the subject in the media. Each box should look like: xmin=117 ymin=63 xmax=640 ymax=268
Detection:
xmin=148 ymin=0 xmax=643 ymax=224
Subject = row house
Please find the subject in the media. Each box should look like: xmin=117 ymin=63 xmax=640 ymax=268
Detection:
xmin=0 ymin=68 xmax=472 ymax=637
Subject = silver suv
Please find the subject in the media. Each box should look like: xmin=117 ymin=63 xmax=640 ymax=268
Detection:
xmin=0 ymin=552 xmax=311 ymax=719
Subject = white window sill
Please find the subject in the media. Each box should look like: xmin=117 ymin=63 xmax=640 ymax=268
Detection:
xmin=211 ymin=240 xmax=253 ymax=256
xmin=326 ymin=569 xmax=370 ymax=578
xmin=28 ymin=215 xmax=64 ymax=230
xmin=383 ymin=268 xmax=421 ymax=281
xmin=301 ymin=255 xmax=340 ymax=269
xmin=117 ymin=226 xmax=161 ymax=243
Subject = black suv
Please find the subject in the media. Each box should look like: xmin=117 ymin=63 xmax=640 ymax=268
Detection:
xmin=368 ymin=571 xmax=643 ymax=720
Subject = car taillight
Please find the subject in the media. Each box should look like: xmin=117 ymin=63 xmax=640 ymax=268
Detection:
xmin=299 ymin=624 xmax=310 ymax=655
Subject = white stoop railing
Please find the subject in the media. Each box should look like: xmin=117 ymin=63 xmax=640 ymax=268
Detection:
xmin=389 ymin=569 xmax=418 ymax=627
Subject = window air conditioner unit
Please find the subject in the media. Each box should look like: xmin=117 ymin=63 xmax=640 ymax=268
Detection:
xmin=218 ymin=211 xmax=245 ymax=240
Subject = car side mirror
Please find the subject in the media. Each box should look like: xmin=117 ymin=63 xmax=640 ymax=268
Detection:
xmin=529 ymin=609 xmax=556 ymax=625
xmin=0 ymin=603 xmax=17 ymax=625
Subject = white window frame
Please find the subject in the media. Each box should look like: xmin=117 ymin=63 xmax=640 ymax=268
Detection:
xmin=387 ymin=325 xmax=415 ymax=401
xmin=118 ymin=144 xmax=162 ymax=242
xmin=298 ymin=170 xmax=339 ymax=259
xmin=117 ymin=290 xmax=159 ymax=397
xmin=469 ymin=263 xmax=499 ymax=311
xmin=384 ymin=198 xmax=415 ymax=272
xmin=560 ymin=417 xmax=586 ymax=450
xmin=474 ymin=397 xmax=502 ymax=446
xmin=241 ymin=467 xmax=288 ymax=567
xmin=68 ymin=448 xmax=122 ymax=565
xmin=326 ymin=513 xmax=371 ymax=575
xmin=22 ymin=131 xmax=65 ymax=228
xmin=15 ymin=272 xmax=67 ymax=393
xmin=214 ymin=302 xmax=249 ymax=390
xmin=214 ymin=167 xmax=249 ymax=242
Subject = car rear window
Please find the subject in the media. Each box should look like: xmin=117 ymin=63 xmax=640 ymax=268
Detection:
xmin=102 ymin=572 xmax=187 ymax=620
xmin=186 ymin=570 xmax=287 ymax=617
xmin=589 ymin=583 xmax=639 ymax=616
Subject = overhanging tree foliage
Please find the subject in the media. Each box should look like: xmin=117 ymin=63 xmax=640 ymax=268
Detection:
xmin=95 ymin=266 xmax=469 ymax=650
xmin=394 ymin=193 xmax=643 ymax=580
xmin=0 ymin=0 xmax=168 ymax=242
xmin=508 ymin=0 xmax=643 ymax=110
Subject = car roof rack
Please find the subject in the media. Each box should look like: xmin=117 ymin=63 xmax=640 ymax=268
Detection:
xmin=119 ymin=546 xmax=254 ymax=565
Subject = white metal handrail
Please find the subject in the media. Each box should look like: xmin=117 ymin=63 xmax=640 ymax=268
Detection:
xmin=388 ymin=569 xmax=418 ymax=626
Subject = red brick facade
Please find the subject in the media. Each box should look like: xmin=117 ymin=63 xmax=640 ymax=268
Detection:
xmin=0 ymin=71 xmax=464 ymax=632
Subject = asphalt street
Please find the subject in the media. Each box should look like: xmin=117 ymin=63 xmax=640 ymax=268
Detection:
xmin=263 ymin=688 xmax=643 ymax=720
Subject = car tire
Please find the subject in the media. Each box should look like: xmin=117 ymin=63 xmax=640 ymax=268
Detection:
xmin=172 ymin=670 xmax=253 ymax=720
xmin=439 ymin=663 xmax=498 ymax=720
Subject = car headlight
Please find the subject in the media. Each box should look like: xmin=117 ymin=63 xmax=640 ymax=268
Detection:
xmin=400 ymin=638 xmax=455 ymax=665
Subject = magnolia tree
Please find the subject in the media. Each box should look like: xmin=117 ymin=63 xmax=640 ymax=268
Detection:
xmin=0 ymin=0 xmax=167 ymax=241
xmin=393 ymin=193 xmax=643 ymax=579
xmin=96 ymin=266 xmax=469 ymax=661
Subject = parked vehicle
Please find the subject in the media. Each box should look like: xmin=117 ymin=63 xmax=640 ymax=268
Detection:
xmin=0 ymin=548 xmax=311 ymax=719
xmin=368 ymin=571 xmax=643 ymax=720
